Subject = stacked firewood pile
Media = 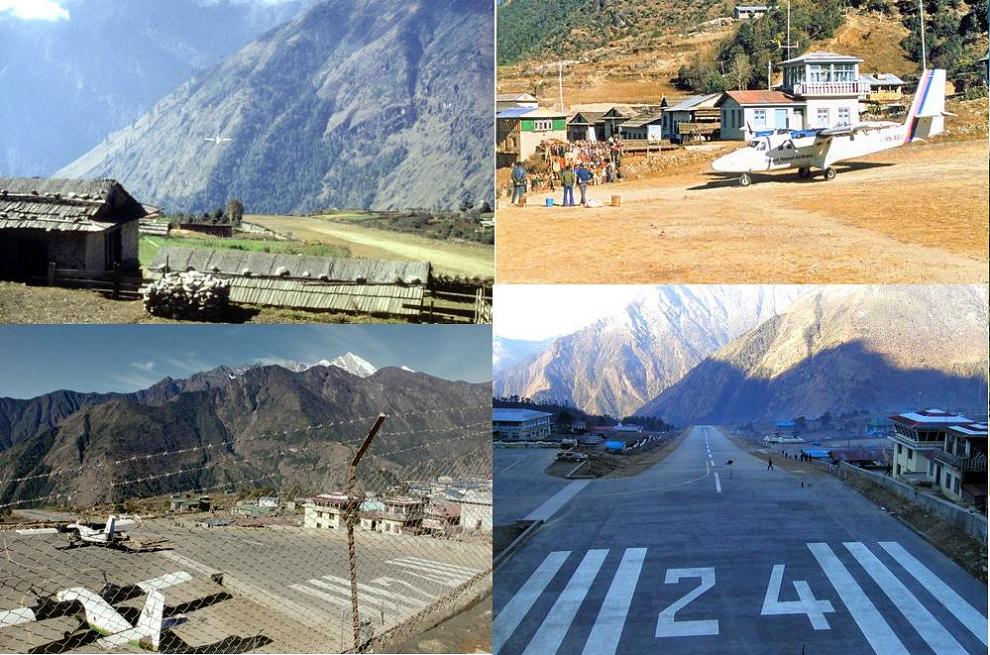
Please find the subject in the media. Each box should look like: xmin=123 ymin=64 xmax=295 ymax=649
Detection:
xmin=142 ymin=271 xmax=231 ymax=320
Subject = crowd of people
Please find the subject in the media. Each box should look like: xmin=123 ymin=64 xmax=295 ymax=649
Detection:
xmin=508 ymin=137 xmax=626 ymax=207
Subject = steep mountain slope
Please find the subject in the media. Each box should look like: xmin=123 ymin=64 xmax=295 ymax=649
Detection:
xmin=494 ymin=286 xmax=806 ymax=417
xmin=638 ymin=286 xmax=989 ymax=424
xmin=493 ymin=336 xmax=555 ymax=375
xmin=0 ymin=0 xmax=313 ymax=176
xmin=57 ymin=0 xmax=494 ymax=214
xmin=0 ymin=364 xmax=490 ymax=508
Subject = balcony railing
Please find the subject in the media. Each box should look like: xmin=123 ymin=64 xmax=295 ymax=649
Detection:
xmin=889 ymin=431 xmax=943 ymax=449
xmin=791 ymin=81 xmax=870 ymax=96
xmin=933 ymin=449 xmax=989 ymax=472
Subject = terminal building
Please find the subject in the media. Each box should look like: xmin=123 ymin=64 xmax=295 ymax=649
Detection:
xmin=492 ymin=408 xmax=554 ymax=441
xmin=888 ymin=409 xmax=987 ymax=510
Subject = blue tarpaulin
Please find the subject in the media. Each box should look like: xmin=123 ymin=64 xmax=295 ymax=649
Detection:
xmin=605 ymin=440 xmax=625 ymax=452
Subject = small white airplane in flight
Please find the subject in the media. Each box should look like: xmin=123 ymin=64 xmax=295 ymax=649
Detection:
xmin=0 ymin=571 xmax=192 ymax=652
xmin=711 ymin=68 xmax=949 ymax=186
xmin=204 ymin=135 xmax=232 ymax=144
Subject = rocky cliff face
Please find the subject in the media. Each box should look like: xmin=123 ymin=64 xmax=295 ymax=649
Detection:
xmin=0 ymin=364 xmax=490 ymax=508
xmin=638 ymin=286 xmax=989 ymax=424
xmin=56 ymin=0 xmax=494 ymax=214
xmin=0 ymin=0 xmax=313 ymax=176
xmin=495 ymin=286 xmax=806 ymax=417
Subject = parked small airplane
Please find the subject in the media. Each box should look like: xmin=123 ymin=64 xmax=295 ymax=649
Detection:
xmin=711 ymin=68 xmax=949 ymax=186
xmin=0 ymin=571 xmax=191 ymax=652
xmin=16 ymin=515 xmax=168 ymax=551
xmin=204 ymin=135 xmax=232 ymax=144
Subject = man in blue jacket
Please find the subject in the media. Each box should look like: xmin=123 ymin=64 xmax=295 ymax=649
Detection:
xmin=575 ymin=163 xmax=593 ymax=206
xmin=510 ymin=162 xmax=527 ymax=205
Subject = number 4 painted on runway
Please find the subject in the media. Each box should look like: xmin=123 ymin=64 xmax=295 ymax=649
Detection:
xmin=761 ymin=564 xmax=835 ymax=630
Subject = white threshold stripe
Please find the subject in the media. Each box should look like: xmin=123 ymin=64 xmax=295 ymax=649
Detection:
xmin=879 ymin=542 xmax=988 ymax=646
xmin=320 ymin=574 xmax=426 ymax=608
xmin=808 ymin=543 xmax=909 ymax=655
xmin=401 ymin=556 xmax=482 ymax=575
xmin=395 ymin=556 xmax=480 ymax=578
xmin=582 ymin=548 xmax=647 ymax=655
xmin=389 ymin=564 xmax=465 ymax=587
xmin=525 ymin=480 xmax=590 ymax=521
xmin=844 ymin=542 xmax=967 ymax=655
xmin=290 ymin=583 xmax=371 ymax=613
xmin=523 ymin=549 xmax=608 ymax=655
xmin=494 ymin=551 xmax=570 ymax=655
xmin=307 ymin=579 xmax=414 ymax=618
xmin=714 ymin=473 xmax=722 ymax=493
xmin=388 ymin=561 xmax=472 ymax=584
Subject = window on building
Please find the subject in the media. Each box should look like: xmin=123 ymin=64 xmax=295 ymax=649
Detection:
xmin=907 ymin=449 xmax=913 ymax=460
xmin=834 ymin=63 xmax=856 ymax=82
xmin=928 ymin=461 xmax=934 ymax=475
xmin=754 ymin=109 xmax=767 ymax=126
xmin=533 ymin=119 xmax=554 ymax=132
xmin=838 ymin=107 xmax=850 ymax=125
xmin=816 ymin=107 xmax=830 ymax=127
xmin=897 ymin=444 xmax=902 ymax=455
xmin=945 ymin=472 xmax=951 ymax=488
xmin=895 ymin=464 xmax=901 ymax=475
xmin=954 ymin=477 xmax=961 ymax=494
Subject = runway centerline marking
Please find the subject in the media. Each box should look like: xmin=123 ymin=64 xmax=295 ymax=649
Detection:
xmin=714 ymin=472 xmax=722 ymax=493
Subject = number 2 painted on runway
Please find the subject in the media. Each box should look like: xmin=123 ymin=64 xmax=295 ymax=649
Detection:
xmin=656 ymin=567 xmax=719 ymax=638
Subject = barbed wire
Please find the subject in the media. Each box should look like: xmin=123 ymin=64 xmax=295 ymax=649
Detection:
xmin=0 ymin=403 xmax=490 ymax=488
xmin=0 ymin=422 xmax=491 ymax=511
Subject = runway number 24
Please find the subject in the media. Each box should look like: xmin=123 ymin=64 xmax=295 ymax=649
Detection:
xmin=655 ymin=565 xmax=835 ymax=638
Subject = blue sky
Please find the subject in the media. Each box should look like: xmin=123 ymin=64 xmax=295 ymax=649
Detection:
xmin=0 ymin=325 xmax=491 ymax=399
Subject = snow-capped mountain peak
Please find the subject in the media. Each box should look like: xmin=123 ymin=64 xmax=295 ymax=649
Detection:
xmin=327 ymin=353 xmax=378 ymax=378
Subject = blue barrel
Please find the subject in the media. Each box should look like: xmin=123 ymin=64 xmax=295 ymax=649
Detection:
xmin=545 ymin=197 xmax=554 ymax=207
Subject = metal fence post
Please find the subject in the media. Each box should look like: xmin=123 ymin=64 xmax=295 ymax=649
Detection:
xmin=346 ymin=413 xmax=387 ymax=651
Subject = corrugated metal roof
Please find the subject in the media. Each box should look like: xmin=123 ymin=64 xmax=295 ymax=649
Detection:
xmin=666 ymin=93 xmax=722 ymax=112
xmin=492 ymin=408 xmax=552 ymax=422
xmin=152 ymin=247 xmax=430 ymax=285
xmin=620 ymin=113 xmax=664 ymax=128
xmin=720 ymin=90 xmax=797 ymax=106
xmin=497 ymin=107 xmax=566 ymax=119
xmin=780 ymin=51 xmax=863 ymax=65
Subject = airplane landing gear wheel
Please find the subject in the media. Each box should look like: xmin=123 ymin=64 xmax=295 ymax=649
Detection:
xmin=739 ymin=172 xmax=752 ymax=187
xmin=823 ymin=167 xmax=836 ymax=181
xmin=798 ymin=167 xmax=811 ymax=179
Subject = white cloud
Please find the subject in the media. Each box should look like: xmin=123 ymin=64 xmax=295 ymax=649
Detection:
xmin=0 ymin=0 xmax=70 ymax=21
xmin=129 ymin=361 xmax=157 ymax=372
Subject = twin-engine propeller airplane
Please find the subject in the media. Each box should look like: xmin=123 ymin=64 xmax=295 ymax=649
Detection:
xmin=0 ymin=572 xmax=192 ymax=652
xmin=711 ymin=68 xmax=949 ymax=186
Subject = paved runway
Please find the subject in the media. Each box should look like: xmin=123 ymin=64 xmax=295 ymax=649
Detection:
xmin=494 ymin=426 xmax=988 ymax=655
xmin=494 ymin=448 xmax=571 ymax=525
xmin=0 ymin=519 xmax=487 ymax=653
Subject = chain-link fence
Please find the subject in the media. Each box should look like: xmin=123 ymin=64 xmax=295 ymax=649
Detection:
xmin=0 ymin=405 xmax=491 ymax=653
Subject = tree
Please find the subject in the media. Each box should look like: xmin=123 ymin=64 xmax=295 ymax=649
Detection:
xmin=729 ymin=53 xmax=754 ymax=90
xmin=227 ymin=198 xmax=245 ymax=227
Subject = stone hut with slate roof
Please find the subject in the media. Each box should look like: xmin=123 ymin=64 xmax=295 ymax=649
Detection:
xmin=0 ymin=177 xmax=154 ymax=280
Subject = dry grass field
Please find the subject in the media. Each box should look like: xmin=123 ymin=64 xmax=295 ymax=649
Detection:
xmin=497 ymin=137 xmax=989 ymax=284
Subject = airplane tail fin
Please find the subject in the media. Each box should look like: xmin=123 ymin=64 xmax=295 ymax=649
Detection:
xmin=104 ymin=515 xmax=116 ymax=538
xmin=904 ymin=69 xmax=947 ymax=142
xmin=137 ymin=590 xmax=165 ymax=651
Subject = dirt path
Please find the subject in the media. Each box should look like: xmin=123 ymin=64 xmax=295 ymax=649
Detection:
xmin=249 ymin=215 xmax=494 ymax=279
xmin=497 ymin=139 xmax=988 ymax=284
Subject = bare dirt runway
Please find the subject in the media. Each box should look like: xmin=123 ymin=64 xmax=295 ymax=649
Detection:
xmin=496 ymin=139 xmax=988 ymax=284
